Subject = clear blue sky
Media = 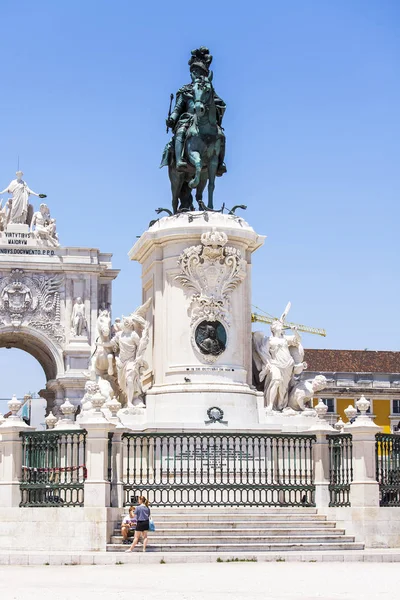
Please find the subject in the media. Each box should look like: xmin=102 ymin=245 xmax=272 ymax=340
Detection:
xmin=0 ymin=0 xmax=399 ymax=398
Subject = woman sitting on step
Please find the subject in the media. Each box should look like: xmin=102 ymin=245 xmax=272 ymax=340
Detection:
xmin=125 ymin=496 xmax=151 ymax=553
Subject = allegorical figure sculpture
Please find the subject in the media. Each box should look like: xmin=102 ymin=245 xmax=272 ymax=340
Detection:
xmin=30 ymin=203 xmax=60 ymax=247
xmin=71 ymin=297 xmax=87 ymax=336
xmin=0 ymin=171 xmax=46 ymax=225
xmin=87 ymin=309 xmax=123 ymax=402
xmin=252 ymin=303 xmax=307 ymax=411
xmin=0 ymin=199 xmax=9 ymax=231
xmin=104 ymin=299 xmax=152 ymax=409
xmin=160 ymin=47 xmax=227 ymax=213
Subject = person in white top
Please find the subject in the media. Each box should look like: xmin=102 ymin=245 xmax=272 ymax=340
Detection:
xmin=121 ymin=506 xmax=137 ymax=545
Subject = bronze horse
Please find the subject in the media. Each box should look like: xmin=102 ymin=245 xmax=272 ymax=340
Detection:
xmin=164 ymin=75 xmax=225 ymax=213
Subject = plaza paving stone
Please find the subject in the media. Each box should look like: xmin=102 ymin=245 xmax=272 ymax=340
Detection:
xmin=0 ymin=561 xmax=399 ymax=600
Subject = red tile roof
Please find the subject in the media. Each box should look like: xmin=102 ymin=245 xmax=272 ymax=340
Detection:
xmin=304 ymin=349 xmax=400 ymax=374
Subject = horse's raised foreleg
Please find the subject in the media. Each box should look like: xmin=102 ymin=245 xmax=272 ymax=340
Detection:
xmin=187 ymin=139 xmax=203 ymax=190
xmin=107 ymin=353 xmax=114 ymax=376
xmin=188 ymin=150 xmax=202 ymax=189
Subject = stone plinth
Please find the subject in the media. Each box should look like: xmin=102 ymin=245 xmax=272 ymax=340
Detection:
xmin=78 ymin=418 xmax=116 ymax=507
xmin=0 ymin=421 xmax=34 ymax=507
xmin=263 ymin=408 xmax=323 ymax=432
xmin=345 ymin=418 xmax=382 ymax=507
xmin=129 ymin=211 xmax=265 ymax=428
xmin=4 ymin=223 xmax=30 ymax=236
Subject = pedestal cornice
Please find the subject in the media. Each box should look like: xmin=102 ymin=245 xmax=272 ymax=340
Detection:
xmin=129 ymin=212 xmax=265 ymax=263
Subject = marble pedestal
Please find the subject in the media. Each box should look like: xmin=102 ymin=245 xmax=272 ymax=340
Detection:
xmin=129 ymin=211 xmax=266 ymax=429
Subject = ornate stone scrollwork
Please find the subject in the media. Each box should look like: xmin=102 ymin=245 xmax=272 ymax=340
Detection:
xmin=0 ymin=268 xmax=64 ymax=344
xmin=175 ymin=228 xmax=246 ymax=361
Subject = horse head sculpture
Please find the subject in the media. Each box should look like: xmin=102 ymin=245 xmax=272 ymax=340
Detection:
xmin=192 ymin=75 xmax=215 ymax=122
xmin=97 ymin=310 xmax=111 ymax=341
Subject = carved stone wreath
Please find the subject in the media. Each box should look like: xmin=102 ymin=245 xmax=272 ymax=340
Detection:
xmin=207 ymin=406 xmax=224 ymax=423
xmin=0 ymin=269 xmax=65 ymax=344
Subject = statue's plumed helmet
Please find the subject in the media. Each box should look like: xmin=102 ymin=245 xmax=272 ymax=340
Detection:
xmin=188 ymin=46 xmax=212 ymax=75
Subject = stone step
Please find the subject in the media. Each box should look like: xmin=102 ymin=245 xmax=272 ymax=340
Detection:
xmin=110 ymin=507 xmax=364 ymax=554
xmin=114 ymin=525 xmax=343 ymax=535
xmin=107 ymin=541 xmax=365 ymax=553
xmin=131 ymin=514 xmax=329 ymax=522
xmin=133 ymin=508 xmax=319 ymax=517
xmin=111 ymin=534 xmax=353 ymax=544
xmin=144 ymin=508 xmax=319 ymax=515
xmin=115 ymin=514 xmax=334 ymax=527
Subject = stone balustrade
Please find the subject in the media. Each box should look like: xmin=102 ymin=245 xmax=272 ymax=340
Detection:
xmin=0 ymin=394 xmax=399 ymax=550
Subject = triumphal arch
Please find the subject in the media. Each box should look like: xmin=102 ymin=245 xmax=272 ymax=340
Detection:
xmin=0 ymin=171 xmax=119 ymax=415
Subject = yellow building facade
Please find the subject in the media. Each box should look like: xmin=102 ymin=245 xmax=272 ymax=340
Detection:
xmin=305 ymin=349 xmax=400 ymax=433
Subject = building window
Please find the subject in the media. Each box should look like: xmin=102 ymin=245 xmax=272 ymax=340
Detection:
xmin=393 ymin=400 xmax=400 ymax=414
xmin=321 ymin=398 xmax=335 ymax=413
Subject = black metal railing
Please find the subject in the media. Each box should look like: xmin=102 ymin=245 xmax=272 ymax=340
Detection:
xmin=376 ymin=433 xmax=400 ymax=507
xmin=121 ymin=433 xmax=316 ymax=507
xmin=107 ymin=432 xmax=113 ymax=482
xmin=326 ymin=433 xmax=353 ymax=507
xmin=19 ymin=430 xmax=87 ymax=507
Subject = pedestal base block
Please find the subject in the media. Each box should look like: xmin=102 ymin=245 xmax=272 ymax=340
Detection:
xmin=145 ymin=384 xmax=259 ymax=428
xmin=263 ymin=408 xmax=320 ymax=432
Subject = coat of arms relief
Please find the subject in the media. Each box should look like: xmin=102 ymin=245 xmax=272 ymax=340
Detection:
xmin=175 ymin=228 xmax=247 ymax=362
xmin=0 ymin=268 xmax=64 ymax=344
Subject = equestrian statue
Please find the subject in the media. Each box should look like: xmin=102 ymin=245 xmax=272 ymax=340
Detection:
xmin=160 ymin=47 xmax=227 ymax=213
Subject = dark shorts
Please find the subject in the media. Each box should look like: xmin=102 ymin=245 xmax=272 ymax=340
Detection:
xmin=136 ymin=520 xmax=149 ymax=532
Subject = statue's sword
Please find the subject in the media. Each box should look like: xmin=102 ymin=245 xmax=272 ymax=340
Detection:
xmin=166 ymin=93 xmax=174 ymax=133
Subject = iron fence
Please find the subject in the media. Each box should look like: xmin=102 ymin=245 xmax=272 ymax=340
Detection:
xmin=121 ymin=433 xmax=316 ymax=507
xmin=376 ymin=433 xmax=400 ymax=507
xmin=107 ymin=432 xmax=113 ymax=483
xmin=326 ymin=433 xmax=353 ymax=507
xmin=19 ymin=430 xmax=87 ymax=507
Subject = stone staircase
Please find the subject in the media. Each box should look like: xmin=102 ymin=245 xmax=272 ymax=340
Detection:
xmin=107 ymin=507 xmax=364 ymax=553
